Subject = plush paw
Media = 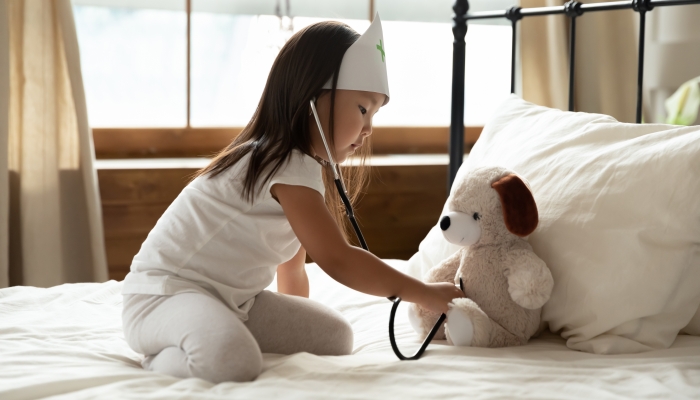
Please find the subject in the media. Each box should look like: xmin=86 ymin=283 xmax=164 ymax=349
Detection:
xmin=507 ymin=264 xmax=553 ymax=309
xmin=444 ymin=298 xmax=491 ymax=347
xmin=445 ymin=306 xmax=474 ymax=346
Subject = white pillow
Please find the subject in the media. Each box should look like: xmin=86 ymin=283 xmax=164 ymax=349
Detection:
xmin=406 ymin=94 xmax=700 ymax=354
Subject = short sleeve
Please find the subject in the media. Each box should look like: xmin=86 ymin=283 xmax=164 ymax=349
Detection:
xmin=267 ymin=150 xmax=325 ymax=196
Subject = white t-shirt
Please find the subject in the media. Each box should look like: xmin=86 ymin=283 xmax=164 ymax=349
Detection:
xmin=121 ymin=150 xmax=325 ymax=320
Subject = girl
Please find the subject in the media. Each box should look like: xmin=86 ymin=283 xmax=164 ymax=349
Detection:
xmin=121 ymin=18 xmax=463 ymax=384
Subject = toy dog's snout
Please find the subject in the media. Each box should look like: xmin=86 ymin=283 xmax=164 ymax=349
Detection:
xmin=440 ymin=211 xmax=481 ymax=246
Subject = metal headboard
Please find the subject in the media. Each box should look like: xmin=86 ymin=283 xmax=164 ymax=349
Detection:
xmin=448 ymin=0 xmax=700 ymax=188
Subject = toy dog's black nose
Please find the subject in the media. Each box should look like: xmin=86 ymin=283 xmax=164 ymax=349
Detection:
xmin=440 ymin=216 xmax=450 ymax=231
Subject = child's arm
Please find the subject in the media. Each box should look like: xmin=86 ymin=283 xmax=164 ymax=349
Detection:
xmin=271 ymin=183 xmax=464 ymax=314
xmin=277 ymin=247 xmax=309 ymax=298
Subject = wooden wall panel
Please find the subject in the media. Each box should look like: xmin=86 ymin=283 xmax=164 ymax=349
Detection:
xmin=99 ymin=169 xmax=194 ymax=203
xmin=105 ymin=237 xmax=144 ymax=281
xmin=99 ymin=164 xmax=447 ymax=281
xmin=94 ymin=127 xmax=481 ymax=159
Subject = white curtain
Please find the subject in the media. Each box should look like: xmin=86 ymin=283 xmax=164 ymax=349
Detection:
xmin=0 ymin=0 xmax=107 ymax=287
xmin=520 ymin=0 xmax=639 ymax=123
xmin=519 ymin=0 xmax=569 ymax=112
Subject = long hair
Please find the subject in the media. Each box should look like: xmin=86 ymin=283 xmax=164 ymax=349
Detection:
xmin=195 ymin=21 xmax=371 ymax=240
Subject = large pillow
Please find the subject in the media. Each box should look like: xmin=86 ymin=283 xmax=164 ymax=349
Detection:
xmin=406 ymin=94 xmax=700 ymax=354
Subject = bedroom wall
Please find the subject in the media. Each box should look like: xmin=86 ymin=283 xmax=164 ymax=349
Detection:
xmin=644 ymin=4 xmax=700 ymax=124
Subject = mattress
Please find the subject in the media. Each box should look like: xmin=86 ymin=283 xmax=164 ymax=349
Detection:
xmin=1 ymin=260 xmax=699 ymax=399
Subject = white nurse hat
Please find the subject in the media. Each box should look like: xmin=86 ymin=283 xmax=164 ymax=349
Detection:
xmin=322 ymin=14 xmax=390 ymax=105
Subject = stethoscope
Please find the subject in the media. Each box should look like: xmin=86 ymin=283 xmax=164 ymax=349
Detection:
xmin=310 ymin=98 xmax=453 ymax=361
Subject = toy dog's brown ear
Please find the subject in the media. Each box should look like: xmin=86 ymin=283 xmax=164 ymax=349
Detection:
xmin=491 ymin=174 xmax=538 ymax=237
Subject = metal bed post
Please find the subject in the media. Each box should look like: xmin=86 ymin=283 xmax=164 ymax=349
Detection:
xmin=564 ymin=1 xmax=583 ymax=111
xmin=633 ymin=0 xmax=654 ymax=123
xmin=505 ymin=7 xmax=522 ymax=94
xmin=448 ymin=0 xmax=469 ymax=191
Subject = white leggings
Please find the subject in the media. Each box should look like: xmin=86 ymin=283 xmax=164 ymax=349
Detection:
xmin=122 ymin=290 xmax=353 ymax=383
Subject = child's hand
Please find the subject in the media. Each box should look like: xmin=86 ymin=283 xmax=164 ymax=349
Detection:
xmin=420 ymin=282 xmax=465 ymax=314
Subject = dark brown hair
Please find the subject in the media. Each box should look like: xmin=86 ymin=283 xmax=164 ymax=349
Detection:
xmin=195 ymin=21 xmax=371 ymax=239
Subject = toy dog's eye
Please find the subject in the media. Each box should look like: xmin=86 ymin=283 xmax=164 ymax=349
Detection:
xmin=473 ymin=212 xmax=480 ymax=221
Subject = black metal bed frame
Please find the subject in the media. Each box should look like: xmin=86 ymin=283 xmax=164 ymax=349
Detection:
xmin=448 ymin=0 xmax=700 ymax=187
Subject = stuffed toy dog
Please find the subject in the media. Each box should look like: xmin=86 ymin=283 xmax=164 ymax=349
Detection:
xmin=408 ymin=166 xmax=554 ymax=347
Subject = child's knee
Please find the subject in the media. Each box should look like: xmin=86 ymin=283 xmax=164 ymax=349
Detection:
xmin=173 ymin=334 xmax=261 ymax=383
xmin=191 ymin=330 xmax=263 ymax=383
xmin=142 ymin=346 xmax=190 ymax=378
xmin=198 ymin=348 xmax=263 ymax=383
xmin=143 ymin=342 xmax=263 ymax=383
xmin=323 ymin=313 xmax=354 ymax=355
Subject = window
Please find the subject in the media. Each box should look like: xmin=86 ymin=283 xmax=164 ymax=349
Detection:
xmin=189 ymin=15 xmax=372 ymax=126
xmin=73 ymin=2 xmax=187 ymax=127
xmin=74 ymin=0 xmax=513 ymax=129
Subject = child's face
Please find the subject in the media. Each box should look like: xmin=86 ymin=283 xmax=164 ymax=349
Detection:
xmin=310 ymin=89 xmax=385 ymax=164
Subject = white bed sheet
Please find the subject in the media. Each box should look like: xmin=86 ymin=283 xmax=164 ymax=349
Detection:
xmin=1 ymin=260 xmax=699 ymax=399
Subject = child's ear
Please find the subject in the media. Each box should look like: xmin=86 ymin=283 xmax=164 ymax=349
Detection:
xmin=491 ymin=174 xmax=538 ymax=237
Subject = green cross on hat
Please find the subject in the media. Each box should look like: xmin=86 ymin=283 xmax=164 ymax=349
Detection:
xmin=376 ymin=40 xmax=385 ymax=62
xmin=322 ymin=13 xmax=390 ymax=105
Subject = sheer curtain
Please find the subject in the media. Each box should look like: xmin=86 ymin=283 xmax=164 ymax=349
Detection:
xmin=520 ymin=0 xmax=639 ymax=123
xmin=0 ymin=0 xmax=107 ymax=287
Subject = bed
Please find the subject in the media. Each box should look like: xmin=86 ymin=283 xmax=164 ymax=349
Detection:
xmin=2 ymin=260 xmax=700 ymax=399
xmin=3 ymin=0 xmax=700 ymax=398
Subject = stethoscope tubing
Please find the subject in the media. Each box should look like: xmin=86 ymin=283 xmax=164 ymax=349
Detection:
xmin=389 ymin=299 xmax=446 ymax=360
xmin=309 ymin=98 xmax=446 ymax=361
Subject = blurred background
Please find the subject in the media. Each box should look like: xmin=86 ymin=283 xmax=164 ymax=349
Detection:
xmin=72 ymin=0 xmax=515 ymax=128
xmin=73 ymin=0 xmax=700 ymax=280
xmin=3 ymin=1 xmax=698 ymax=286
xmin=5 ymin=0 xmax=700 ymax=286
